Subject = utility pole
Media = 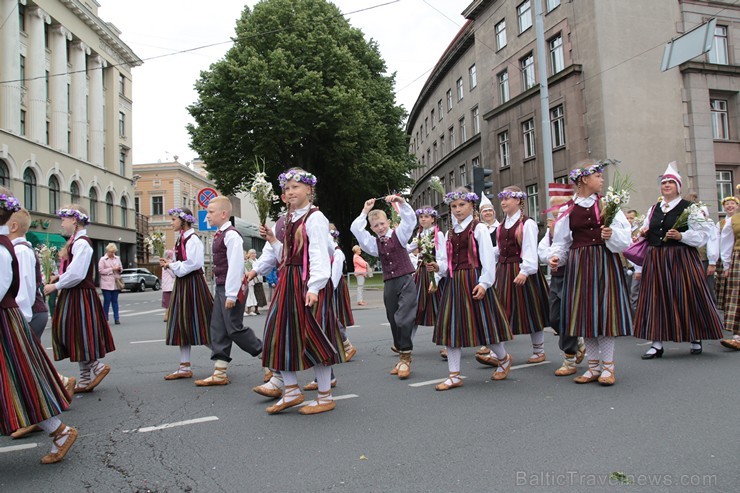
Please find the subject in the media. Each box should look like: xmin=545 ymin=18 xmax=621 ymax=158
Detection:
xmin=534 ymin=0 xmax=554 ymax=194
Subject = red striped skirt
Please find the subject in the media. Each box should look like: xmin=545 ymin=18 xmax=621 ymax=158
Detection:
xmin=1 ymin=306 xmax=69 ymax=434
xmin=634 ymin=246 xmax=723 ymax=341
xmin=332 ymin=276 xmax=355 ymax=328
xmin=52 ymin=287 xmax=116 ymax=362
xmin=722 ymin=251 xmax=740 ymax=334
xmin=165 ymin=270 xmax=213 ymax=346
xmin=716 ymin=260 xmax=728 ymax=312
xmin=262 ymin=265 xmax=340 ymax=372
xmin=413 ymin=263 xmax=441 ymax=326
xmin=433 ymin=268 xmax=512 ymax=348
xmin=495 ymin=262 xmax=550 ymax=335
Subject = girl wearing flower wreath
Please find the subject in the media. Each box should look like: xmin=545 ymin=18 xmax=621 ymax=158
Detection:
xmin=159 ymin=207 xmax=214 ymax=380
xmin=633 ymin=164 xmax=724 ymax=358
xmin=246 ymin=168 xmax=343 ymax=415
xmin=329 ymin=224 xmax=357 ymax=362
xmin=44 ymin=205 xmax=115 ymax=393
xmin=719 ymin=188 xmax=740 ymax=351
xmin=427 ymin=188 xmax=512 ymax=391
xmin=548 ymin=160 xmax=632 ymax=385
xmin=476 ymin=186 xmax=550 ymax=369
xmin=406 ymin=206 xmax=445 ymax=332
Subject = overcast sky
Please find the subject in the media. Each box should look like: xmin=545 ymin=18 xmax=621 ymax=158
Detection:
xmin=98 ymin=0 xmax=468 ymax=165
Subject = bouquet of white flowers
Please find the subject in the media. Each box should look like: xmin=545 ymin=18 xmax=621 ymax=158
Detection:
xmin=601 ymin=172 xmax=633 ymax=227
xmin=663 ymin=202 xmax=709 ymax=242
xmin=35 ymin=244 xmax=58 ymax=284
xmin=417 ymin=232 xmax=437 ymax=290
xmin=248 ymin=159 xmax=278 ymax=226
xmin=144 ymin=231 xmax=166 ymax=257
xmin=429 ymin=175 xmax=445 ymax=196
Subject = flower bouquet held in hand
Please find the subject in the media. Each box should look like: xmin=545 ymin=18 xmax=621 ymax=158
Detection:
xmin=601 ymin=171 xmax=633 ymax=227
xmin=144 ymin=231 xmax=166 ymax=258
xmin=429 ymin=175 xmax=446 ymax=196
xmin=663 ymin=201 xmax=709 ymax=242
xmin=417 ymin=232 xmax=437 ymax=291
xmin=248 ymin=158 xmax=279 ymax=226
xmin=35 ymin=244 xmax=58 ymax=284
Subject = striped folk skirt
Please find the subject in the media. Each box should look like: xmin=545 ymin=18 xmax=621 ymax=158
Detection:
xmin=165 ymin=270 xmax=213 ymax=346
xmin=433 ymin=267 xmax=512 ymax=348
xmin=561 ymin=245 xmax=632 ymax=338
xmin=262 ymin=265 xmax=341 ymax=372
xmin=413 ymin=263 xmax=441 ymax=326
xmin=633 ymin=246 xmax=723 ymax=342
xmin=716 ymin=260 xmax=728 ymax=312
xmin=333 ymin=276 xmax=355 ymax=328
xmin=1 ymin=306 xmax=69 ymax=435
xmin=722 ymin=251 xmax=740 ymax=335
xmin=495 ymin=263 xmax=550 ymax=335
xmin=52 ymin=287 xmax=116 ymax=362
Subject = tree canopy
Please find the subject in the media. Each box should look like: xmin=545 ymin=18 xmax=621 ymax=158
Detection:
xmin=187 ymin=0 xmax=415 ymax=249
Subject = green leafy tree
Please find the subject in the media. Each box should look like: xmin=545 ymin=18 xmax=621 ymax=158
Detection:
xmin=187 ymin=0 xmax=415 ymax=256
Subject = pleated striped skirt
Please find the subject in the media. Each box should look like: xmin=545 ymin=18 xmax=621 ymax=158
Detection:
xmin=724 ymin=251 xmax=740 ymax=335
xmin=332 ymin=276 xmax=355 ymax=328
xmin=1 ymin=306 xmax=69 ymax=435
xmin=433 ymin=268 xmax=512 ymax=348
xmin=316 ymin=280 xmax=346 ymax=362
xmin=495 ymin=263 xmax=550 ymax=335
xmin=413 ymin=264 xmax=440 ymax=326
xmin=633 ymin=246 xmax=724 ymax=341
xmin=262 ymin=265 xmax=340 ymax=372
xmin=52 ymin=287 xmax=116 ymax=362
xmin=561 ymin=245 xmax=632 ymax=338
xmin=165 ymin=270 xmax=213 ymax=346
xmin=715 ymin=260 xmax=728 ymax=312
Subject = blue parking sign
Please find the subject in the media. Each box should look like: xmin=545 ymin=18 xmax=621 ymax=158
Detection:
xmin=198 ymin=210 xmax=218 ymax=231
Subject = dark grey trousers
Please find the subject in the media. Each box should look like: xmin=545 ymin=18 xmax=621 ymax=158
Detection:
xmin=209 ymin=285 xmax=263 ymax=363
xmin=29 ymin=310 xmax=49 ymax=339
xmin=383 ymin=274 xmax=418 ymax=352
xmin=550 ymin=275 xmax=578 ymax=356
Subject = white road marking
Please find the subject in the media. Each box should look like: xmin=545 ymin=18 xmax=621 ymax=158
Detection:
xmin=409 ymin=376 xmax=468 ymax=387
xmin=346 ymin=325 xmax=360 ymax=328
xmin=298 ymin=394 xmax=359 ymax=406
xmin=117 ymin=310 xmax=134 ymax=314
xmin=123 ymin=416 xmax=219 ymax=433
xmin=508 ymin=360 xmax=551 ymax=370
xmin=381 ymin=322 xmax=390 ymax=326
xmin=636 ymin=342 xmax=652 ymax=346
xmin=0 ymin=443 xmax=38 ymax=453
xmin=130 ymin=339 xmax=166 ymax=344
xmin=126 ymin=309 xmax=165 ymax=316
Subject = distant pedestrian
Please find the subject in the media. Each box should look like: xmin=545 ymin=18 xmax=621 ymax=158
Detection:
xmin=352 ymin=245 xmax=369 ymax=305
xmin=265 ymin=267 xmax=278 ymax=302
xmin=98 ymin=243 xmax=123 ymax=325
xmin=244 ymin=249 xmax=259 ymax=316
xmin=161 ymin=249 xmax=176 ymax=322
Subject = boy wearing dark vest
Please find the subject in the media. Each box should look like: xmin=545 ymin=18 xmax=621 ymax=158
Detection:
xmin=351 ymin=195 xmax=418 ymax=379
xmin=196 ymin=196 xmax=262 ymax=386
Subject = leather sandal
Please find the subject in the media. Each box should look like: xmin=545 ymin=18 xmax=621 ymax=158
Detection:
xmin=476 ymin=346 xmax=490 ymax=356
xmin=527 ymin=352 xmax=546 ymax=364
xmin=475 ymin=352 xmax=499 ymax=367
xmin=164 ymin=363 xmax=193 ymax=381
xmin=491 ymin=353 xmax=513 ymax=381
xmin=598 ymin=361 xmax=616 ymax=386
xmin=40 ymin=425 xmax=78 ymax=464
xmin=344 ymin=344 xmax=357 ymax=362
xmin=11 ymin=424 xmax=41 ymax=439
xmin=574 ymin=361 xmax=601 ymax=384
xmin=266 ymin=385 xmax=304 ymax=414
xmin=554 ymin=359 xmax=577 ymax=376
xmin=435 ymin=372 xmax=463 ymax=391
xmin=575 ymin=341 xmax=586 ymax=364
xmin=303 ymin=378 xmax=337 ymax=391
xmin=263 ymin=368 xmax=273 ymax=383
xmin=81 ymin=364 xmax=110 ymax=392
xmin=195 ymin=368 xmax=229 ymax=386
xmin=299 ymin=392 xmax=336 ymax=415
xmin=397 ymin=353 xmax=412 ymax=379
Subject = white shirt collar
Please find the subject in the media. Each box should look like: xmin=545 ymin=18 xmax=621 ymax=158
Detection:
xmin=0 ymin=225 xmax=9 ymax=235
xmin=181 ymin=228 xmax=195 ymax=239
xmin=219 ymin=221 xmax=232 ymax=231
xmin=11 ymin=235 xmax=28 ymax=245
xmin=504 ymin=210 xmax=521 ymax=228
xmin=291 ymin=204 xmax=311 ymax=222
xmin=73 ymin=229 xmax=87 ymax=240
xmin=484 ymin=219 xmax=499 ymax=232
xmin=574 ymin=194 xmax=598 ymax=207
xmin=452 ymin=214 xmax=473 ymax=232
xmin=660 ymin=196 xmax=682 ymax=211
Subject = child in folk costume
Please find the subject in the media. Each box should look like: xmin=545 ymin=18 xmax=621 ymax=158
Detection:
xmin=720 ymin=191 xmax=740 ymax=351
xmin=45 ymin=205 xmax=115 ymax=393
xmin=248 ymin=168 xmax=343 ymax=415
xmin=194 ymin=197 xmax=263 ymax=386
xmin=0 ymin=193 xmax=78 ymax=464
xmin=428 ymin=188 xmax=512 ymax=390
xmin=708 ymin=195 xmax=738 ymax=312
xmin=477 ymin=187 xmax=549 ymax=367
xmin=471 ymin=195 xmax=500 ymax=364
xmin=160 ymin=207 xmax=213 ymax=380
xmin=537 ymin=195 xmax=586 ymax=376
xmin=351 ymin=195 xmax=418 ymax=379
xmin=634 ymin=164 xmax=723 ymax=359
xmin=329 ymin=224 xmax=357 ymax=362
xmin=405 ymin=207 xmax=445 ymax=329
xmin=161 ymin=249 xmax=176 ymax=322
xmin=548 ymin=161 xmax=632 ymax=385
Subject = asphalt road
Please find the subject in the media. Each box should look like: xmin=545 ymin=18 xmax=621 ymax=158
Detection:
xmin=0 ymin=288 xmax=737 ymax=492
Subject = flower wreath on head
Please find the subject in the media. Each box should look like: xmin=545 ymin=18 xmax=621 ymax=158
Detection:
xmin=568 ymin=158 xmax=620 ymax=184
xmin=0 ymin=194 xmax=21 ymax=213
xmin=415 ymin=207 xmax=438 ymax=217
xmin=329 ymin=229 xmax=340 ymax=239
xmin=443 ymin=191 xmax=479 ymax=204
xmin=167 ymin=208 xmax=196 ymax=224
xmin=497 ymin=190 xmax=527 ymax=201
xmin=721 ymin=196 xmax=739 ymax=205
xmin=57 ymin=208 xmax=89 ymax=224
xmin=278 ymin=170 xmax=317 ymax=189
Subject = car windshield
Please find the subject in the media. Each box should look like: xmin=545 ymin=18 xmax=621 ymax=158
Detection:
xmin=121 ymin=269 xmax=137 ymax=275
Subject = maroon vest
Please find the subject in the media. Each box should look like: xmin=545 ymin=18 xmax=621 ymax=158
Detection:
xmin=0 ymin=235 xmax=19 ymax=309
xmin=376 ymin=231 xmax=415 ymax=281
xmin=449 ymin=221 xmax=480 ymax=271
xmin=18 ymin=241 xmax=49 ymax=313
xmin=213 ymin=225 xmax=240 ymax=285
xmin=67 ymin=236 xmax=96 ymax=289
xmin=497 ymin=217 xmax=524 ymax=264
xmin=283 ymin=208 xmax=319 ymax=267
xmin=570 ymin=203 xmax=605 ymax=249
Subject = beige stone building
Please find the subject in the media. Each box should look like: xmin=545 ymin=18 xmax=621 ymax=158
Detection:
xmin=408 ymin=0 xmax=740 ymax=224
xmin=0 ymin=0 xmax=142 ymax=265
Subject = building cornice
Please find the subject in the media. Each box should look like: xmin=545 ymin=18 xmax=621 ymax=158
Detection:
xmin=462 ymin=0 xmax=497 ymax=20
xmin=679 ymin=61 xmax=740 ymax=76
xmin=133 ymin=162 xmax=216 ymax=184
xmin=411 ymin=133 xmax=481 ymax=195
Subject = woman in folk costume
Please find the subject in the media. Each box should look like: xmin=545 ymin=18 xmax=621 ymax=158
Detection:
xmin=634 ymin=163 xmax=724 ymax=358
xmin=1 ymin=193 xmax=78 ymax=464
xmin=328 ymin=224 xmax=357 ymax=362
xmin=160 ymin=207 xmax=213 ymax=380
xmin=428 ymin=188 xmax=512 ymax=391
xmin=708 ymin=195 xmax=738 ymax=312
xmin=45 ymin=205 xmax=115 ymax=393
xmin=719 ymin=189 xmax=740 ymax=351
xmin=472 ymin=194 xmax=500 ymax=364
xmin=248 ymin=168 xmax=343 ymax=415
xmin=548 ymin=160 xmax=632 ymax=386
xmin=405 ymin=207 xmax=445 ymax=329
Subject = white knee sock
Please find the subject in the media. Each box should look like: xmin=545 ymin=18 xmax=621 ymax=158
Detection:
xmin=490 ymin=342 xmax=507 ymax=360
xmin=281 ymin=371 xmax=298 ymax=388
xmin=180 ymin=345 xmax=191 ymax=364
xmin=598 ymin=336 xmax=615 ymax=363
xmin=530 ymin=331 xmax=545 ymax=354
xmin=314 ymin=365 xmax=333 ymax=393
xmin=584 ymin=337 xmax=600 ymax=360
xmin=446 ymin=347 xmax=461 ymax=373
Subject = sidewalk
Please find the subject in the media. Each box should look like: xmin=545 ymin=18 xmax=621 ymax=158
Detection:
xmin=350 ymin=284 xmax=385 ymax=312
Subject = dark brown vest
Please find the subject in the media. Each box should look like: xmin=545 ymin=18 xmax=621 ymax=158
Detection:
xmin=213 ymin=225 xmax=240 ymax=285
xmin=376 ymin=231 xmax=415 ymax=281
xmin=570 ymin=203 xmax=605 ymax=249
xmin=647 ymin=200 xmax=691 ymax=247
xmin=0 ymin=235 xmax=19 ymax=309
xmin=67 ymin=236 xmax=96 ymax=290
xmin=450 ymin=221 xmax=479 ymax=271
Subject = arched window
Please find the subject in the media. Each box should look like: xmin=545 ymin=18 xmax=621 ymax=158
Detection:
xmin=48 ymin=175 xmax=60 ymax=214
xmin=70 ymin=181 xmax=80 ymax=203
xmin=0 ymin=160 xmax=9 ymax=187
xmin=23 ymin=168 xmax=36 ymax=211
xmin=88 ymin=188 xmax=98 ymax=222
xmin=106 ymin=192 xmax=114 ymax=225
xmin=120 ymin=196 xmax=127 ymax=228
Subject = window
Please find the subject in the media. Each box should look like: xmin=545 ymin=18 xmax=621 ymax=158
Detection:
xmin=550 ymin=34 xmax=564 ymax=74
xmin=425 ymin=117 xmax=429 ymax=136
xmin=472 ymin=156 xmax=480 ymax=169
xmin=521 ymin=53 xmax=535 ymax=90
xmin=119 ymin=197 xmax=128 ymax=228
xmin=106 ymin=192 xmax=114 ymax=224
xmin=469 ymin=64 xmax=477 ymax=90
xmin=20 ymin=110 xmax=26 ymax=136
xmin=70 ymin=181 xmax=80 ymax=203
xmin=449 ymin=170 xmax=455 ymax=190
xmin=555 ymin=176 xmax=568 ymax=184
xmin=134 ymin=197 xmax=140 ymax=213
xmin=495 ymin=20 xmax=507 ymax=50
xmin=119 ymin=73 xmax=125 ymax=95
xmin=708 ymin=25 xmax=729 ymax=65
xmin=45 ymin=121 xmax=49 ymax=145
xmin=19 ymin=55 xmax=25 ymax=86
xmin=0 ymin=160 xmax=8 ymax=186
xmin=547 ymin=0 xmax=561 ymax=11
xmin=459 ymin=117 xmax=467 ymax=143
xmin=449 ymin=126 xmax=456 ymax=149
xmin=18 ymin=4 xmax=25 ymax=32
xmin=498 ymin=71 xmax=510 ymax=103
xmin=460 ymin=164 xmax=468 ymax=186
xmin=48 ymin=176 xmax=60 ymax=214
xmin=431 ymin=109 xmax=435 ymax=129
xmin=152 ymin=196 xmax=164 ymax=216
xmin=526 ymin=184 xmax=539 ymax=220
xmin=421 ymin=155 xmax=425 ymax=168
xmin=437 ymin=100 xmax=443 ymax=121
xmin=456 ymin=78 xmax=464 ymax=101
xmin=420 ymin=125 xmax=423 ymax=143
xmin=522 ymin=119 xmax=536 ymax=158
xmin=518 ymin=0 xmax=532 ymax=33
xmin=499 ymin=131 xmax=510 ymax=168
xmin=717 ymin=171 xmax=734 ymax=210
xmin=89 ymin=188 xmax=98 ymax=222
xmin=45 ymin=70 xmax=49 ymax=100
xmin=440 ymin=135 xmax=445 ymax=155
xmin=66 ymin=83 xmax=70 ymax=112
xmin=119 ymin=151 xmax=126 ymax=175
xmin=426 ymin=149 xmax=431 ymax=167
xmin=550 ymin=105 xmax=566 ymax=148
xmin=433 ymin=142 xmax=438 ymax=163
xmin=472 ymin=107 xmax=480 ymax=135
xmin=119 ymin=111 xmax=125 ymax=137
xmin=447 ymin=89 xmax=453 ymax=111
xmin=711 ymin=99 xmax=729 ymax=140
xmin=23 ymin=169 xmax=36 ymax=211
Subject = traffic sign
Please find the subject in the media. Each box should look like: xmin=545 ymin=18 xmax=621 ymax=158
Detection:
xmin=197 ymin=210 xmax=218 ymax=231
xmin=198 ymin=187 xmax=218 ymax=207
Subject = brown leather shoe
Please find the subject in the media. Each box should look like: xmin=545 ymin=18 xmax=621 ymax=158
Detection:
xmin=82 ymin=364 xmax=110 ymax=392
xmin=344 ymin=344 xmax=357 ymax=362
xmin=164 ymin=363 xmax=193 ymax=381
xmin=195 ymin=367 xmax=229 ymax=386
xmin=263 ymin=369 xmax=273 ymax=383
xmin=475 ymin=352 xmax=500 ymax=367
xmin=64 ymin=376 xmax=76 ymax=401
xmin=598 ymin=362 xmax=616 ymax=386
xmin=575 ymin=342 xmax=586 ymax=364
xmin=491 ymin=353 xmax=513 ymax=381
xmin=554 ymin=360 xmax=577 ymax=376
xmin=390 ymin=362 xmax=399 ymax=375
xmin=527 ymin=352 xmax=546 ymax=364
xmin=435 ymin=373 xmax=463 ymax=391
xmin=253 ymin=381 xmax=282 ymax=399
xmin=11 ymin=424 xmax=41 ymax=439
xmin=720 ymin=338 xmax=740 ymax=351
xmin=266 ymin=386 xmax=304 ymax=414
xmin=476 ymin=346 xmax=490 ymax=356
xmin=40 ymin=425 xmax=78 ymax=464
xmin=298 ymin=393 xmax=336 ymax=415
xmin=397 ymin=353 xmax=412 ymax=379
xmin=574 ymin=361 xmax=601 ymax=384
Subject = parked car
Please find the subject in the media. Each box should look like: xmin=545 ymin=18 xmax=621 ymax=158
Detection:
xmin=120 ymin=268 xmax=160 ymax=292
